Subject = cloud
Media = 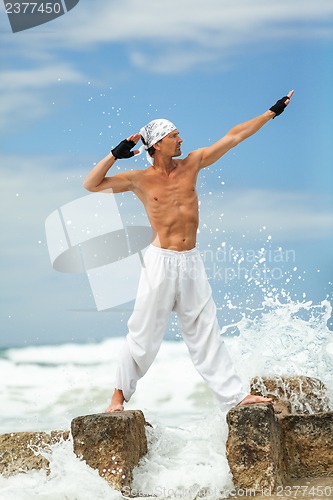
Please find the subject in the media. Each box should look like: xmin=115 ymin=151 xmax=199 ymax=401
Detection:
xmin=2 ymin=0 xmax=333 ymax=72
xmin=0 ymin=64 xmax=85 ymax=131
xmin=129 ymin=47 xmax=220 ymax=74
xmin=54 ymin=0 xmax=333 ymax=48
xmin=199 ymin=188 xmax=333 ymax=242
xmin=0 ymin=154 xmax=147 ymax=263
xmin=0 ymin=155 xmax=146 ymax=339
xmin=1 ymin=0 xmax=332 ymax=128
xmin=0 ymin=64 xmax=83 ymax=90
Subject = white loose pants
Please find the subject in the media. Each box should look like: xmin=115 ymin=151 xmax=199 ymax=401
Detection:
xmin=115 ymin=245 xmax=247 ymax=409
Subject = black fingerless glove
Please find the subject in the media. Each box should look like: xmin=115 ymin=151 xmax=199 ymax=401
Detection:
xmin=269 ymin=96 xmax=289 ymax=118
xmin=111 ymin=139 xmax=136 ymax=159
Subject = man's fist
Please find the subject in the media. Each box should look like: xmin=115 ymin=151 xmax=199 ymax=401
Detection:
xmin=270 ymin=90 xmax=294 ymax=118
xmin=111 ymin=139 xmax=137 ymax=159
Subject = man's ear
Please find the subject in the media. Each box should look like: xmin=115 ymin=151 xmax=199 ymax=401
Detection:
xmin=153 ymin=141 xmax=161 ymax=152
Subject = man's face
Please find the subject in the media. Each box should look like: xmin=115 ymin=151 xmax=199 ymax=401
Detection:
xmin=157 ymin=129 xmax=183 ymax=157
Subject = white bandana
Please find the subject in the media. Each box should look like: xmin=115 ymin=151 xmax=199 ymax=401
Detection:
xmin=138 ymin=119 xmax=177 ymax=165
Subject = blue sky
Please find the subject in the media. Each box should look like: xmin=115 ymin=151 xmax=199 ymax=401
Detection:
xmin=1 ymin=0 xmax=333 ymax=348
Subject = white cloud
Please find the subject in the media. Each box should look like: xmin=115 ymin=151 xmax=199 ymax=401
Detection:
xmin=2 ymin=0 xmax=333 ymax=72
xmin=129 ymin=47 xmax=220 ymax=74
xmin=1 ymin=0 xmax=332 ymax=127
xmin=55 ymin=0 xmax=333 ymax=49
xmin=199 ymin=188 xmax=333 ymax=241
xmin=0 ymin=64 xmax=83 ymax=90
xmin=0 ymin=154 xmax=146 ymax=262
xmin=0 ymin=64 xmax=85 ymax=131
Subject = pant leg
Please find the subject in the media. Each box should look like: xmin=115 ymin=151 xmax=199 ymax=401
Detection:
xmin=174 ymin=252 xmax=248 ymax=409
xmin=115 ymin=247 xmax=177 ymax=402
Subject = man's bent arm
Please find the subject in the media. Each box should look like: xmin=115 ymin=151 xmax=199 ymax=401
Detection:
xmin=83 ymin=134 xmax=140 ymax=193
xmin=83 ymin=152 xmax=119 ymax=191
xmin=199 ymin=91 xmax=293 ymax=169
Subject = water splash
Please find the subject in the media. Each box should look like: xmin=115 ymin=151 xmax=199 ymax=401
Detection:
xmin=131 ymin=411 xmax=234 ymax=500
xmin=0 ymin=438 xmax=122 ymax=500
xmin=222 ymin=293 xmax=333 ymax=407
xmin=198 ymin=231 xmax=333 ymax=410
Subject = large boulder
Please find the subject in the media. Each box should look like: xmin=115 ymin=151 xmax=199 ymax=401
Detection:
xmin=71 ymin=410 xmax=147 ymax=491
xmin=226 ymin=403 xmax=286 ymax=491
xmin=251 ymin=376 xmax=330 ymax=414
xmin=281 ymin=412 xmax=333 ymax=478
xmin=227 ymin=376 xmax=333 ymax=493
xmin=0 ymin=430 xmax=69 ymax=477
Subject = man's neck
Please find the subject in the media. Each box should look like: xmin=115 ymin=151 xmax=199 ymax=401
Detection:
xmin=152 ymin=156 xmax=177 ymax=176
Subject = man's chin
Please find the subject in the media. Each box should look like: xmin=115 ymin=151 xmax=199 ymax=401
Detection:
xmin=173 ymin=150 xmax=182 ymax=158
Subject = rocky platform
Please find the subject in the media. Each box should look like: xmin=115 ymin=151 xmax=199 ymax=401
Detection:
xmin=1 ymin=376 xmax=332 ymax=496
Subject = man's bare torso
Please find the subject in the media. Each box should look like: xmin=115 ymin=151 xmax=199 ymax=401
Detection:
xmin=130 ymin=152 xmax=201 ymax=251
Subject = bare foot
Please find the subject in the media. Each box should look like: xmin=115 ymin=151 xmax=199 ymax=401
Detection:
xmin=237 ymin=394 xmax=273 ymax=406
xmin=105 ymin=389 xmax=125 ymax=413
xmin=105 ymin=402 xmax=124 ymax=412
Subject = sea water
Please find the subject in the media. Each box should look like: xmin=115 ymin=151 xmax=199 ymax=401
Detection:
xmin=1 ymin=294 xmax=332 ymax=499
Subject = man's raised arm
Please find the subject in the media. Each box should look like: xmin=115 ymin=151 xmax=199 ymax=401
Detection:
xmin=83 ymin=134 xmax=141 ymax=193
xmin=198 ymin=90 xmax=294 ymax=169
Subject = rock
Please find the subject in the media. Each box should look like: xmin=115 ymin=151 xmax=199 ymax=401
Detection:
xmin=0 ymin=430 xmax=69 ymax=477
xmin=251 ymin=376 xmax=330 ymax=414
xmin=226 ymin=380 xmax=333 ymax=493
xmin=281 ymin=411 xmax=333 ymax=478
xmin=226 ymin=403 xmax=287 ymax=491
xmin=272 ymin=400 xmax=292 ymax=419
xmin=71 ymin=410 xmax=147 ymax=491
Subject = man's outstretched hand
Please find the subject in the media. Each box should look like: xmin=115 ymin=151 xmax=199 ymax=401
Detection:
xmin=111 ymin=134 xmax=141 ymax=159
xmin=270 ymin=90 xmax=294 ymax=118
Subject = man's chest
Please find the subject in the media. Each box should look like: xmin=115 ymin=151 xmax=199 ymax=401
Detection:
xmin=137 ymin=168 xmax=198 ymax=200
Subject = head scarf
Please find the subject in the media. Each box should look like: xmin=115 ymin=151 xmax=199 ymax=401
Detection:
xmin=138 ymin=119 xmax=177 ymax=165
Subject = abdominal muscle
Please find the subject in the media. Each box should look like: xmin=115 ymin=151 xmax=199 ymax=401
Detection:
xmin=133 ymin=165 xmax=200 ymax=252
xmin=147 ymin=192 xmax=199 ymax=251
xmin=150 ymin=219 xmax=198 ymax=252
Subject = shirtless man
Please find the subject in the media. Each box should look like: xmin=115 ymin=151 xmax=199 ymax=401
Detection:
xmin=83 ymin=91 xmax=294 ymax=412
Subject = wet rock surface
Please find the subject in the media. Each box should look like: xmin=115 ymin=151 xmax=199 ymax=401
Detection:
xmin=71 ymin=410 xmax=148 ymax=491
xmin=281 ymin=412 xmax=333 ymax=478
xmin=226 ymin=403 xmax=286 ymax=491
xmin=1 ymin=377 xmax=332 ymax=495
xmin=0 ymin=430 xmax=69 ymax=477
xmin=227 ymin=376 xmax=333 ymax=493
xmin=251 ymin=376 xmax=331 ymax=414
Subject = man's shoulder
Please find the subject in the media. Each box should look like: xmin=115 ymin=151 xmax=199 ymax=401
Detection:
xmin=129 ymin=167 xmax=154 ymax=182
xmin=178 ymin=149 xmax=202 ymax=166
xmin=124 ymin=168 xmax=145 ymax=178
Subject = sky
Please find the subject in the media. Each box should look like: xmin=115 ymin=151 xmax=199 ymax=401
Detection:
xmin=1 ymin=0 xmax=333 ymax=348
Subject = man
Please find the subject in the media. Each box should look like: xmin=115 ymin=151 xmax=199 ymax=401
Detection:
xmin=83 ymin=91 xmax=294 ymax=412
